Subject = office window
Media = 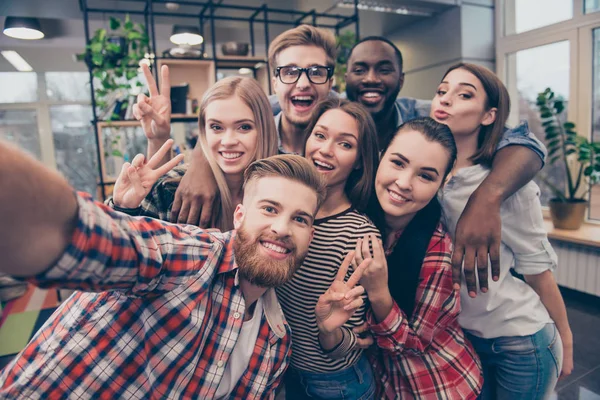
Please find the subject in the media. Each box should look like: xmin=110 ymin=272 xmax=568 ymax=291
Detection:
xmin=590 ymin=28 xmax=600 ymax=219
xmin=586 ymin=0 xmax=600 ymax=14
xmin=51 ymin=105 xmax=99 ymax=196
xmin=0 ymin=110 xmax=41 ymax=159
xmin=507 ymin=41 xmax=570 ymax=206
xmin=46 ymin=72 xmax=91 ymax=102
xmin=0 ymin=73 xmax=37 ymax=103
xmin=505 ymin=0 xmax=573 ymax=35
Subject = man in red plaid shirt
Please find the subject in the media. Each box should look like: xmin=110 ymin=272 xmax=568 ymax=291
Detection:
xmin=0 ymin=147 xmax=368 ymax=399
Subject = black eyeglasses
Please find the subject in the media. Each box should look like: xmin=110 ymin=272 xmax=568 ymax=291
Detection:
xmin=275 ymin=66 xmax=334 ymax=85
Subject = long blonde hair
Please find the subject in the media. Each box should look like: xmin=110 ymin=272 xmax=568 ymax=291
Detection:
xmin=197 ymin=76 xmax=278 ymax=231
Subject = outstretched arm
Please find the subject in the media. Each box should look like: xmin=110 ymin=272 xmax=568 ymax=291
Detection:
xmin=453 ymin=140 xmax=544 ymax=297
xmin=0 ymin=141 xmax=78 ymax=277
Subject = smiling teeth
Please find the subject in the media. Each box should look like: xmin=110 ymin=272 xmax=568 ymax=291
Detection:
xmin=221 ymin=152 xmax=242 ymax=159
xmin=389 ymin=190 xmax=409 ymax=202
xmin=292 ymin=96 xmax=313 ymax=101
xmin=262 ymin=242 xmax=288 ymax=253
xmin=314 ymin=160 xmax=334 ymax=170
xmin=363 ymin=92 xmax=381 ymax=98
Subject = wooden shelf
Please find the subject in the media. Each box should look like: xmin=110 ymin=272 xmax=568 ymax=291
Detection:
xmin=544 ymin=219 xmax=600 ymax=248
xmin=96 ymin=120 xmax=141 ymax=128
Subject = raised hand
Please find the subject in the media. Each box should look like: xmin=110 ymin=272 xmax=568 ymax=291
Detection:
xmin=315 ymin=251 xmax=371 ymax=334
xmin=112 ymin=139 xmax=184 ymax=209
xmin=133 ymin=63 xmax=172 ymax=141
xmin=355 ymin=233 xmax=388 ymax=296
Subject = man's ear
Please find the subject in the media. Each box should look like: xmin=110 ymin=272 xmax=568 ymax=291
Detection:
xmin=398 ymin=72 xmax=405 ymax=92
xmin=482 ymin=107 xmax=497 ymax=127
xmin=271 ymin=75 xmax=278 ymax=94
xmin=309 ymin=227 xmax=315 ymax=243
xmin=233 ymin=204 xmax=246 ymax=230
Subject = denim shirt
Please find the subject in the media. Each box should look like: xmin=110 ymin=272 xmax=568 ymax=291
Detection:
xmin=268 ymin=93 xmax=547 ymax=164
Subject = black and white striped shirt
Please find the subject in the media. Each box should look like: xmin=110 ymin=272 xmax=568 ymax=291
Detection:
xmin=276 ymin=208 xmax=380 ymax=373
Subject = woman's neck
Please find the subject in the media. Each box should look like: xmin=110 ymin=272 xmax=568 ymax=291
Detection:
xmin=384 ymin=213 xmax=413 ymax=236
xmin=316 ymin=183 xmax=351 ymax=220
xmin=225 ymin=173 xmax=244 ymax=206
xmin=453 ymin=128 xmax=481 ymax=170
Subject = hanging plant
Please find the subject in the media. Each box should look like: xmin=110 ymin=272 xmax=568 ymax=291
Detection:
xmin=76 ymin=14 xmax=150 ymax=114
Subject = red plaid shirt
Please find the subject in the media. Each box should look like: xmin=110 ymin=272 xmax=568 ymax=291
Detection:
xmin=0 ymin=194 xmax=291 ymax=399
xmin=368 ymin=224 xmax=483 ymax=399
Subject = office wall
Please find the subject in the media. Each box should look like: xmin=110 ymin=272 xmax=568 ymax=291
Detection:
xmin=388 ymin=2 xmax=495 ymax=100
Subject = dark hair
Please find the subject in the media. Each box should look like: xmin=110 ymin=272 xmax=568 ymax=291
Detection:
xmin=368 ymin=117 xmax=456 ymax=319
xmin=303 ymin=97 xmax=380 ymax=211
xmin=441 ymin=62 xmax=510 ymax=167
xmin=347 ymin=36 xmax=403 ymax=69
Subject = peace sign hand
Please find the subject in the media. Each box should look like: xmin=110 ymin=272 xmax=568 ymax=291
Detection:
xmin=112 ymin=139 xmax=184 ymax=209
xmin=133 ymin=64 xmax=172 ymax=141
xmin=315 ymin=251 xmax=371 ymax=334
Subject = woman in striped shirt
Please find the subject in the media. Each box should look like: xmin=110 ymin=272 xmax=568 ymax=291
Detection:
xmin=277 ymin=97 xmax=381 ymax=400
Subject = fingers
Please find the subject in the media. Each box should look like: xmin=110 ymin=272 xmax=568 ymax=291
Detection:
xmin=354 ymin=237 xmax=364 ymax=264
xmin=343 ymin=297 xmax=363 ymax=311
xmin=136 ymin=95 xmax=155 ymax=117
xmin=170 ymin=191 xmax=183 ymax=223
xmin=141 ymin=63 xmax=159 ymax=97
xmin=131 ymin=153 xmax=146 ymax=168
xmin=451 ymin=243 xmax=464 ymax=291
xmin=361 ymin=233 xmax=372 ymax=259
xmin=476 ymin=247 xmax=489 ymax=293
xmin=489 ymin=240 xmax=501 ymax=282
xmin=160 ymin=65 xmax=171 ymax=98
xmin=116 ymin=162 xmax=132 ymax=185
xmin=177 ymin=201 xmax=191 ymax=224
xmin=346 ymin=259 xmax=371 ymax=288
xmin=186 ymin=202 xmax=202 ymax=226
xmin=344 ymin=285 xmax=365 ymax=300
xmin=355 ymin=333 xmax=374 ymax=349
xmin=318 ymin=291 xmax=345 ymax=306
xmin=147 ymin=139 xmax=175 ymax=169
xmin=127 ymin=165 xmax=145 ymax=194
xmin=370 ymin=234 xmax=384 ymax=260
xmin=198 ymin=198 xmax=214 ymax=227
xmin=335 ymin=251 xmax=355 ymax=282
xmin=463 ymin=247 xmax=478 ymax=298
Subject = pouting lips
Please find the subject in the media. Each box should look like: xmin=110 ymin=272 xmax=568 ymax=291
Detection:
xmin=260 ymin=241 xmax=291 ymax=254
xmin=291 ymin=95 xmax=315 ymax=107
xmin=220 ymin=152 xmax=243 ymax=160
xmin=313 ymin=159 xmax=334 ymax=170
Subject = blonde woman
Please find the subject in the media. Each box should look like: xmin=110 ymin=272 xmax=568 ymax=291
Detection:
xmin=109 ymin=67 xmax=278 ymax=231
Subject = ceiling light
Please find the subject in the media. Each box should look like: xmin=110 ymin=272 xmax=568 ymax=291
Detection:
xmin=3 ymin=17 xmax=45 ymax=40
xmin=238 ymin=68 xmax=253 ymax=75
xmin=336 ymin=0 xmax=433 ymax=16
xmin=1 ymin=50 xmax=33 ymax=71
xmin=170 ymin=26 xmax=203 ymax=46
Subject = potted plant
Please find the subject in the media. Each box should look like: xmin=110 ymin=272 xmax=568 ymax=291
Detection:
xmin=76 ymin=14 xmax=150 ymax=117
xmin=536 ymin=88 xmax=600 ymax=230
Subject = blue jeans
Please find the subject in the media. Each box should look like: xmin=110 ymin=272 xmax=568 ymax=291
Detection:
xmin=466 ymin=323 xmax=562 ymax=400
xmin=284 ymin=354 xmax=375 ymax=400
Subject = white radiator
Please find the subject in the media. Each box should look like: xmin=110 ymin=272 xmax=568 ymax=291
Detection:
xmin=550 ymin=239 xmax=600 ymax=297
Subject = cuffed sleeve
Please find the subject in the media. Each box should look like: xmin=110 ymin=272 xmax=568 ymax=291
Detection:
xmin=322 ymin=326 xmax=358 ymax=359
xmin=497 ymin=122 xmax=547 ymax=165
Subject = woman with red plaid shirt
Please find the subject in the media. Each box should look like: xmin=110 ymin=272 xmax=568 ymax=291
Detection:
xmin=325 ymin=117 xmax=483 ymax=399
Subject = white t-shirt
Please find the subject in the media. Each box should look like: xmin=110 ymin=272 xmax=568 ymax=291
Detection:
xmin=214 ymin=297 xmax=264 ymax=399
xmin=440 ymin=164 xmax=556 ymax=338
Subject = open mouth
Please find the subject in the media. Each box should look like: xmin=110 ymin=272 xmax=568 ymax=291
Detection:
xmin=260 ymin=240 xmax=292 ymax=260
xmin=388 ymin=189 xmax=411 ymax=204
xmin=313 ymin=159 xmax=334 ymax=172
xmin=291 ymin=95 xmax=315 ymax=110
xmin=359 ymin=90 xmax=384 ymax=105
xmin=220 ymin=152 xmax=243 ymax=161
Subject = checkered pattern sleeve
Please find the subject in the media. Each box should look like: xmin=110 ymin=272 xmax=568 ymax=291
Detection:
xmin=28 ymin=192 xmax=217 ymax=297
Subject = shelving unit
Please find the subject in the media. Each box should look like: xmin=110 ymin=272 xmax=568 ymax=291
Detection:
xmin=80 ymin=0 xmax=360 ymax=200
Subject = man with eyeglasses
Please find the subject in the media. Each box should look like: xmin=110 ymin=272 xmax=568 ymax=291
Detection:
xmin=268 ymin=25 xmax=337 ymax=155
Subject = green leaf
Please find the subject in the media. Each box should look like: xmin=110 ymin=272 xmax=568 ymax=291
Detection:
xmin=124 ymin=19 xmax=134 ymax=31
xmin=563 ymin=122 xmax=576 ymax=130
xmin=92 ymin=53 xmax=104 ymax=66
xmin=125 ymin=69 xmax=137 ymax=80
xmin=111 ymin=150 xmax=124 ymax=157
xmin=548 ymin=146 xmax=561 ymax=157
xmin=584 ymin=166 xmax=593 ymax=176
xmin=549 ymin=155 xmax=562 ymax=165
xmin=110 ymin=17 xmax=121 ymax=31
xmin=565 ymin=148 xmax=577 ymax=156
xmin=541 ymin=111 xmax=553 ymax=118
xmin=555 ymin=101 xmax=565 ymax=114
xmin=127 ymin=31 xmax=142 ymax=40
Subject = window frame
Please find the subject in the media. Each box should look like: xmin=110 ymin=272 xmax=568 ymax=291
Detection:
xmin=496 ymin=0 xmax=600 ymax=222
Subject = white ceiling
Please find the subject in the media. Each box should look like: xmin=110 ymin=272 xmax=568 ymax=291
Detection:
xmin=0 ymin=0 xmax=457 ymax=72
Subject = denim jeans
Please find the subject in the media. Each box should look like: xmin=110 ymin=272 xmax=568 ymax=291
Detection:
xmin=284 ymin=354 xmax=376 ymax=400
xmin=466 ymin=323 xmax=562 ymax=400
